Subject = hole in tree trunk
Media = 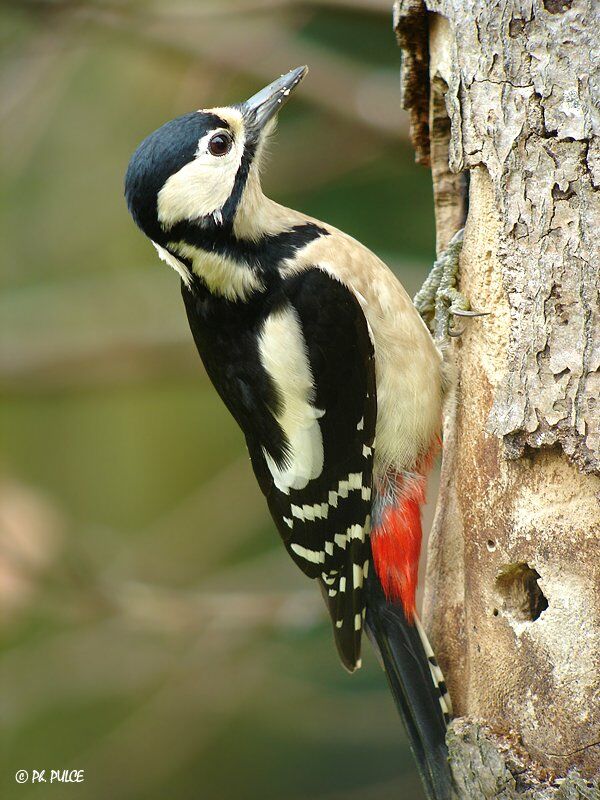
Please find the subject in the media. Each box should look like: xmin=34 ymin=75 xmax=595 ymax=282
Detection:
xmin=543 ymin=0 xmax=572 ymax=13
xmin=494 ymin=563 xmax=548 ymax=622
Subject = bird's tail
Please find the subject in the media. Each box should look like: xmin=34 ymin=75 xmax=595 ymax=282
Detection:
xmin=365 ymin=570 xmax=454 ymax=800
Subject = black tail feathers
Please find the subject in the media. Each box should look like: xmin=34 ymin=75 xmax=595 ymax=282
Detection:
xmin=365 ymin=573 xmax=454 ymax=800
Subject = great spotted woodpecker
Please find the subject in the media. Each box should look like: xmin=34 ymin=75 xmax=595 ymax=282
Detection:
xmin=125 ymin=67 xmax=455 ymax=799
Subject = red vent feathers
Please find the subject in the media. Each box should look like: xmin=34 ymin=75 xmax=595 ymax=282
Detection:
xmin=371 ymin=483 xmax=424 ymax=621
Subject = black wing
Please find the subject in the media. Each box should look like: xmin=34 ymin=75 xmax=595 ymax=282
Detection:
xmin=247 ymin=268 xmax=377 ymax=671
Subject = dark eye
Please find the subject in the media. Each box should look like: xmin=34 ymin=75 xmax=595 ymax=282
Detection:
xmin=208 ymin=132 xmax=232 ymax=157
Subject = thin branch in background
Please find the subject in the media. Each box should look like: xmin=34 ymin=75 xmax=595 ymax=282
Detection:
xmin=116 ymin=456 xmax=268 ymax=577
xmin=15 ymin=635 xmax=266 ymax=800
xmin=63 ymin=4 xmax=408 ymax=139
xmin=0 ymin=480 xmax=65 ymax=620
xmin=15 ymin=0 xmax=391 ymax=19
xmin=0 ymin=22 xmax=88 ymax=175
xmin=305 ymin=0 xmax=390 ymax=10
xmin=142 ymin=0 xmax=393 ymax=19
xmin=305 ymin=776 xmax=420 ymax=800
xmin=113 ymin=582 xmax=321 ymax=635
xmin=0 ymin=465 xmax=313 ymax=634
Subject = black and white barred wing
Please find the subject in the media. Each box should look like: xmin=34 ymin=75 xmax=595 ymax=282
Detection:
xmin=248 ymin=268 xmax=377 ymax=671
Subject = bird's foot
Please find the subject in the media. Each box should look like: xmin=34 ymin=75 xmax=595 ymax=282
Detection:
xmin=413 ymin=228 xmax=488 ymax=342
xmin=436 ymin=286 xmax=489 ymax=339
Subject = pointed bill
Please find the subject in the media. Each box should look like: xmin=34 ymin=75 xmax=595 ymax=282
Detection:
xmin=241 ymin=66 xmax=308 ymax=132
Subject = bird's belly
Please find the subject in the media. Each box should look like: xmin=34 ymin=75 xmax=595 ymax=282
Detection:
xmin=352 ymin=276 xmax=444 ymax=478
xmin=372 ymin=334 xmax=443 ymax=477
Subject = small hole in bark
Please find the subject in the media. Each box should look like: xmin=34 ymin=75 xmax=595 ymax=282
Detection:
xmin=543 ymin=0 xmax=572 ymax=12
xmin=487 ymin=539 xmax=496 ymax=552
xmin=509 ymin=17 xmax=526 ymax=36
xmin=552 ymin=181 xmax=576 ymax=201
xmin=495 ymin=563 xmax=549 ymax=622
xmin=492 ymin=608 xmax=499 ymax=617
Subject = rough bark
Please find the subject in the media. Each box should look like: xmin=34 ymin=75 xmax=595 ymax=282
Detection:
xmin=395 ymin=1 xmax=600 ymax=797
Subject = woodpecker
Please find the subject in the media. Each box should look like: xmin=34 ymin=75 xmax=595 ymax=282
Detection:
xmin=125 ymin=67 xmax=456 ymax=800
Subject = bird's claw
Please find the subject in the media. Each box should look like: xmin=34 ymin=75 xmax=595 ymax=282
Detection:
xmin=447 ymin=305 xmax=489 ymax=337
xmin=445 ymin=305 xmax=489 ymax=338
xmin=448 ymin=324 xmax=465 ymax=338
xmin=449 ymin=308 xmax=490 ymax=318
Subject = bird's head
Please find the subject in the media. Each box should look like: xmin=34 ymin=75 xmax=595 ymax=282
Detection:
xmin=124 ymin=66 xmax=307 ymax=245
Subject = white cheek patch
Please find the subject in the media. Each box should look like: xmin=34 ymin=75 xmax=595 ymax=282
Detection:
xmin=156 ymin=128 xmax=244 ymax=230
xmin=258 ymin=306 xmax=325 ymax=493
xmin=168 ymin=240 xmax=264 ymax=301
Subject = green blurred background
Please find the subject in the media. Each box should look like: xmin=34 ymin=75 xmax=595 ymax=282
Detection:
xmin=1 ymin=1 xmax=437 ymax=798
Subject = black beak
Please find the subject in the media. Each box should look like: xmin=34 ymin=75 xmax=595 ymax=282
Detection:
xmin=242 ymin=66 xmax=308 ymax=132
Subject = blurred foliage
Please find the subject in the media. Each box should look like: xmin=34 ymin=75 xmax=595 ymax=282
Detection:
xmin=1 ymin=1 xmax=435 ymax=798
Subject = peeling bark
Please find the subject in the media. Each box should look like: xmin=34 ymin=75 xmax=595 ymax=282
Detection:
xmin=448 ymin=719 xmax=598 ymax=800
xmin=395 ymin=1 xmax=600 ymax=796
xmin=394 ymin=0 xmax=431 ymax=165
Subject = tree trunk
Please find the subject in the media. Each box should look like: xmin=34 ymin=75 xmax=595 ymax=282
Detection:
xmin=395 ymin=1 xmax=600 ymax=797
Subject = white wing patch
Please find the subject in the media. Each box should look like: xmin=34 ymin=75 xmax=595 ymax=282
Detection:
xmin=258 ymin=305 xmax=325 ymax=493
